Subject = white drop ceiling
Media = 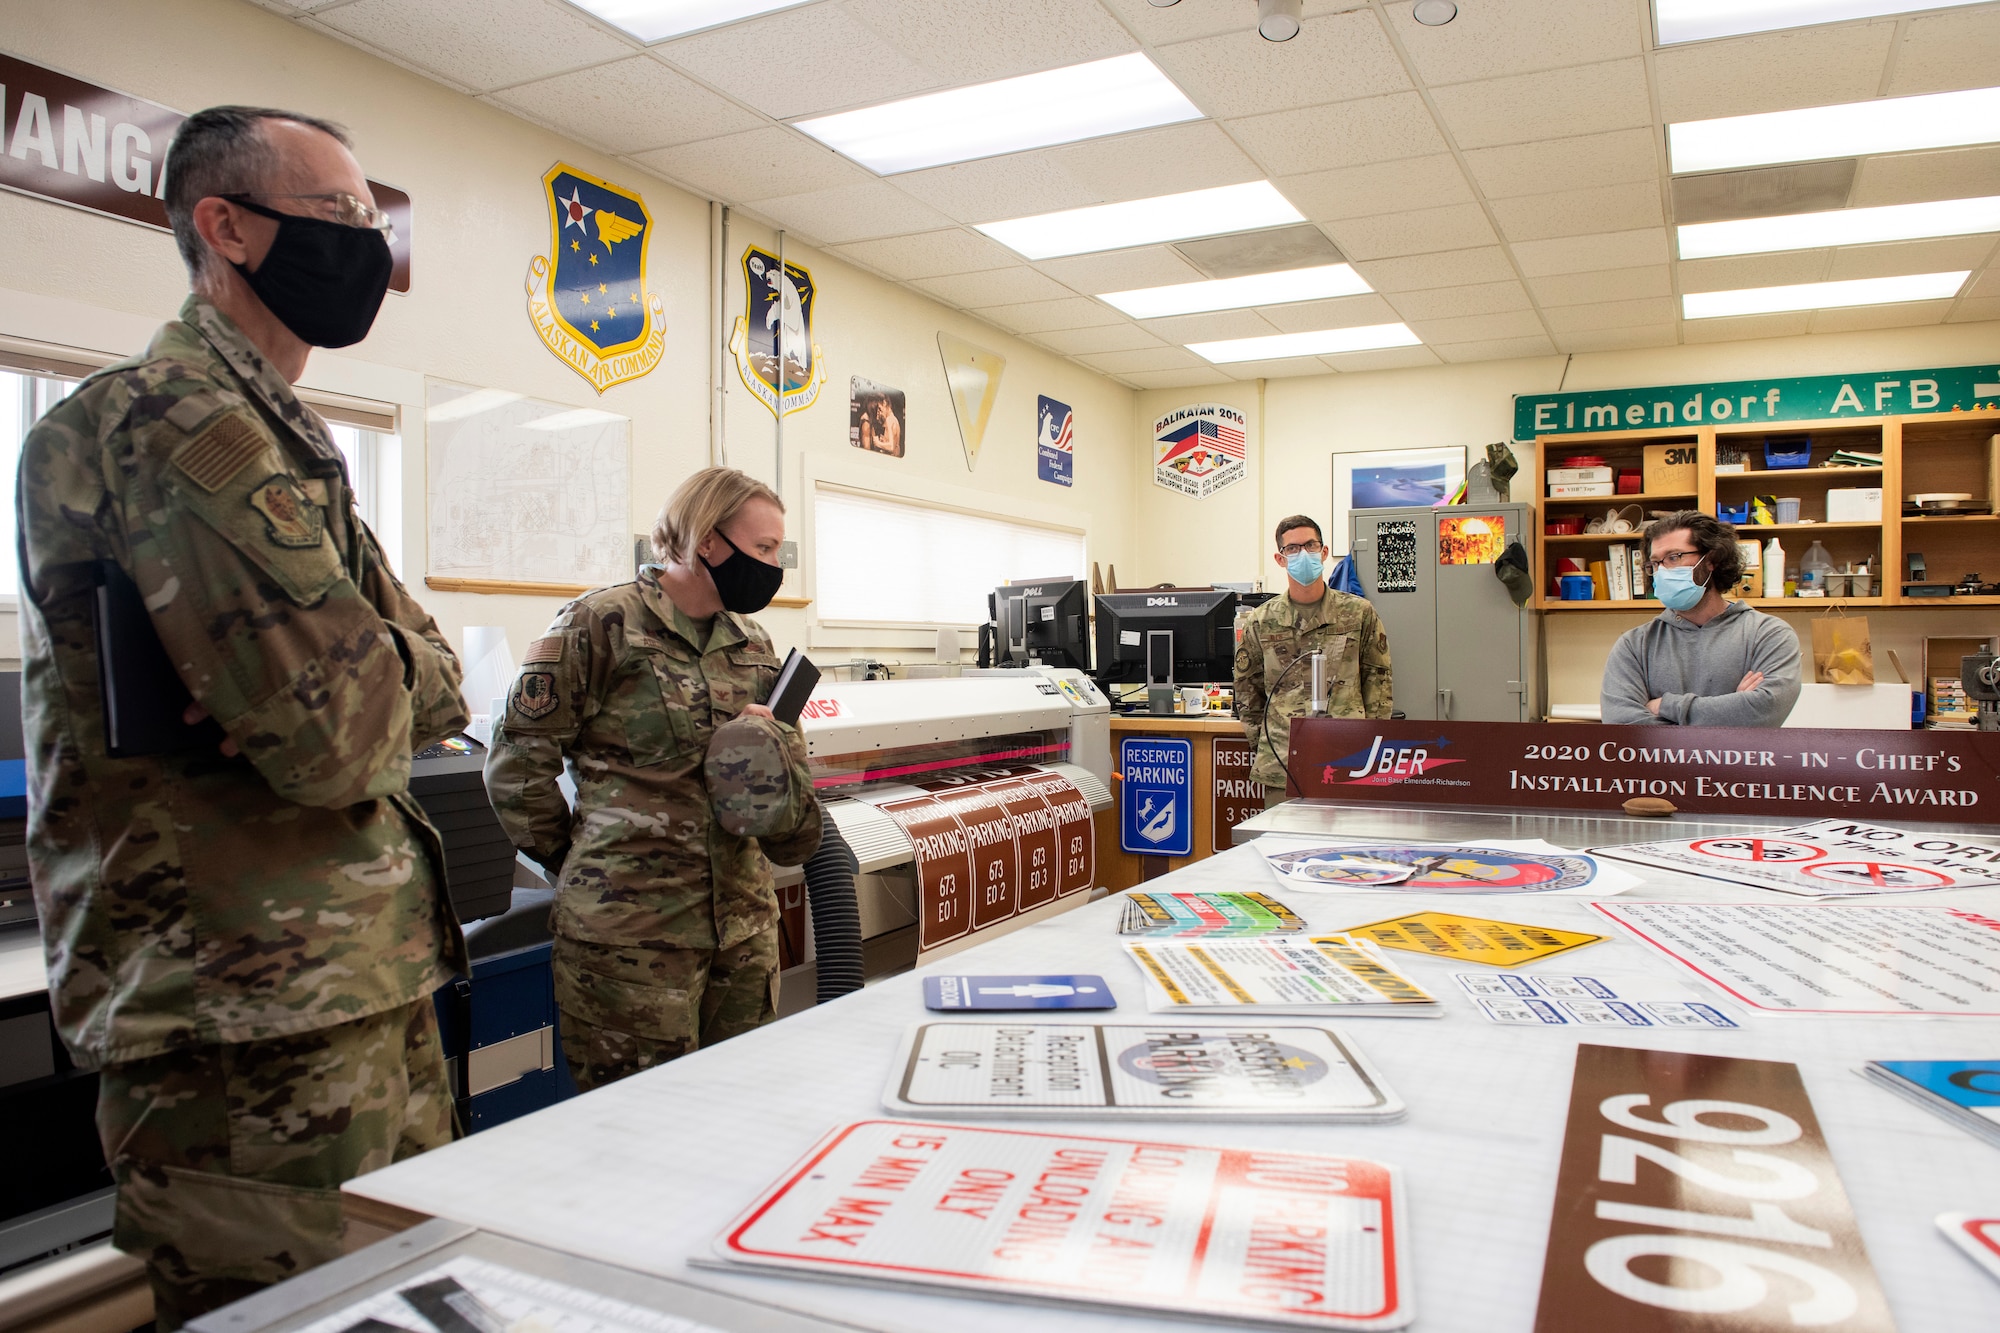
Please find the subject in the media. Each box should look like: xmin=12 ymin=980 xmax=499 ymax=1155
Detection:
xmin=248 ymin=0 xmax=2000 ymax=390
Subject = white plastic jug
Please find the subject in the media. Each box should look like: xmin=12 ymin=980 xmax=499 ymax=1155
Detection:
xmin=1800 ymin=540 xmax=1835 ymax=596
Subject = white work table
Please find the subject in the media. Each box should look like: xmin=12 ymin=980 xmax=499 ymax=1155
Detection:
xmin=343 ymin=814 xmax=2000 ymax=1332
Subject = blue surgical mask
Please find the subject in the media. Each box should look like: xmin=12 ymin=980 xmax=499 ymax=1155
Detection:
xmin=1654 ymin=564 xmax=1707 ymax=612
xmin=1286 ymin=550 xmax=1325 ymax=585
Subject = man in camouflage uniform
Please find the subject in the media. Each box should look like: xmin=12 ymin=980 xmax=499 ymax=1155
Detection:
xmin=1236 ymin=513 xmax=1394 ymax=804
xmin=486 ymin=544 xmax=820 ymax=1092
xmin=16 ymin=108 xmax=466 ymax=1327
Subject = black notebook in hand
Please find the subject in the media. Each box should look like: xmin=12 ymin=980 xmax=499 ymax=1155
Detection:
xmin=766 ymin=649 xmax=821 ymax=726
xmin=93 ymin=561 xmax=227 ymax=758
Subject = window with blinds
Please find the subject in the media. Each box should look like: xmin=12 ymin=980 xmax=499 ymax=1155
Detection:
xmin=813 ymin=484 xmax=1087 ymax=628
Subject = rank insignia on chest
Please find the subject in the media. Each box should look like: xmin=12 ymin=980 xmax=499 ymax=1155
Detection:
xmin=247 ymin=475 xmax=324 ymax=548
xmin=514 ymin=671 xmax=559 ymax=720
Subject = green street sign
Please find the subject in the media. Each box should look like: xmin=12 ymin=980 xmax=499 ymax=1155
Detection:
xmin=1513 ymin=362 xmax=2000 ymax=440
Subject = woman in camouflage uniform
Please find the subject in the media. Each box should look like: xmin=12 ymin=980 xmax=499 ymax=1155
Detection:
xmin=485 ymin=468 xmax=820 ymax=1090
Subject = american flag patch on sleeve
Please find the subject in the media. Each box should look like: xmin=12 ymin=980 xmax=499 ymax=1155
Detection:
xmin=523 ymin=635 xmax=563 ymax=665
xmin=171 ymin=414 xmax=267 ymax=492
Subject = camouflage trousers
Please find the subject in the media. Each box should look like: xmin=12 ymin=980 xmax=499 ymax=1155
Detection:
xmin=95 ymin=997 xmax=455 ymax=1330
xmin=551 ymin=928 xmax=779 ymax=1092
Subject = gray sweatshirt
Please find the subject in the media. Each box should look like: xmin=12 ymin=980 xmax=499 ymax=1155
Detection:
xmin=1600 ymin=599 xmax=1801 ymax=727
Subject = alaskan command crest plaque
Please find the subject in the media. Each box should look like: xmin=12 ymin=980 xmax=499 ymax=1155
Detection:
xmin=525 ymin=163 xmax=666 ymax=393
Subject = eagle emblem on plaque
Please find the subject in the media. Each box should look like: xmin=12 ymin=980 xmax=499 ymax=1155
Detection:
xmin=525 ymin=163 xmax=666 ymax=393
xmin=729 ymin=245 xmax=826 ymax=418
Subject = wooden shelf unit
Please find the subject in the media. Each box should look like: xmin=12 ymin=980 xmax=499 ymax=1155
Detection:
xmin=1529 ymin=413 xmax=2000 ymax=611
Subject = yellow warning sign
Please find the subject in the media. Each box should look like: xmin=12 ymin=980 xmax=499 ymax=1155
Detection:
xmin=1331 ymin=911 xmax=1605 ymax=969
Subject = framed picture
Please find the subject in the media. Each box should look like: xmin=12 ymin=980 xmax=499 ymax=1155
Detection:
xmin=1331 ymin=446 xmax=1466 ymax=556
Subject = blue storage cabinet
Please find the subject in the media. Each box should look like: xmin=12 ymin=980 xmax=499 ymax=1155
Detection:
xmin=434 ymin=903 xmax=578 ymax=1133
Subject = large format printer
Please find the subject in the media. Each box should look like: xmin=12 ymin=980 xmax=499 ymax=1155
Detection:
xmin=775 ymin=665 xmax=1112 ymax=989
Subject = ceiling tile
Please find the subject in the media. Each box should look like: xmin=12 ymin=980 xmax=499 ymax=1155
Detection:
xmin=1654 ymin=22 xmax=1896 ymax=122
xmin=891 ymin=152 xmax=1098 ymax=224
xmin=1386 ymin=280 xmax=1533 ymax=320
xmin=1491 ymin=182 xmax=1663 ymax=243
xmin=1462 ymin=128 xmax=1659 ymax=200
xmin=1432 ymin=335 xmax=1559 ymax=362
xmin=1041 ymin=121 xmax=1264 ymax=203
xmin=1407 ymin=309 xmax=1548 ymax=343
xmin=630 ymin=126 xmax=868 ymax=200
xmin=1808 ymin=299 xmax=1955 ymax=334
xmin=1528 ymin=265 xmax=1674 ymax=305
xmin=1325 ymin=203 xmax=1499 ymax=260
xmin=1510 ymin=227 xmax=1669 ymax=277
xmin=1152 ymin=9 xmax=1409 ymax=121
xmin=1429 ymin=60 xmax=1651 ymax=151
xmin=1386 ymin=0 xmax=1641 ymax=85
xmin=972 ymin=297 xmax=1125 ymax=333
xmin=847 ymin=0 xmax=1133 ymax=85
xmin=1217 ymin=355 xmax=1342 ymax=379
xmin=829 ymin=228 xmax=1019 ymax=280
xmin=910 ymin=266 xmax=1079 ymax=307
xmin=1258 ymin=293 xmax=1402 ymax=332
xmin=1850 ymin=146 xmax=2000 ymax=208
xmin=1543 ymin=296 xmax=1678 ymax=332
xmin=490 ymin=56 xmax=759 ymax=153
xmin=1123 ymin=367 xmax=1236 ymax=390
xmin=1555 ymin=325 xmax=1680 ymax=353
xmin=1077 ymin=346 xmax=1206 ymax=374
xmin=1886 ymin=7 xmax=2000 ymax=98
xmin=1353 ymin=246 xmax=1518 ymax=291
xmin=1968 ymin=267 xmax=2000 ymax=299
xmin=1677 ymin=251 xmax=1832 ymax=293
xmin=1225 ymin=92 xmax=1448 ymax=175
xmin=1098 ymin=0 xmax=1371 ymax=47
xmin=1320 ymin=345 xmax=1443 ymax=372
xmin=1945 ymin=295 xmax=2000 ymax=323
xmin=746 ymin=179 xmax=953 ymax=244
xmin=1274 ymin=155 xmax=1475 ymax=222
xmin=1826 ymin=236 xmax=1997 ymax=281
xmin=309 ymin=0 xmax=634 ymax=94
xmin=1035 ymin=246 xmax=1206 ymax=293
xmin=1681 ymin=312 xmax=1812 ymax=343
xmin=660 ymin=4 xmax=934 ymax=119
xmin=1139 ymin=310 xmax=1283 ymax=342
xmin=1034 ymin=324 xmax=1167 ymax=355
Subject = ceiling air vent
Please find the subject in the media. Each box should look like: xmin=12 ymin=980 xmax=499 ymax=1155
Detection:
xmin=1671 ymin=160 xmax=1858 ymax=224
xmin=1172 ymin=223 xmax=1345 ymax=279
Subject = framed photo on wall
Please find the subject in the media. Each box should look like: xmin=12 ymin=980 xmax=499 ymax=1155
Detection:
xmin=1331 ymin=446 xmax=1466 ymax=556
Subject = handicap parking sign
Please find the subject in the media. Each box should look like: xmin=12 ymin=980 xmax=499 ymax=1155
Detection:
xmin=1120 ymin=737 xmax=1192 ymax=857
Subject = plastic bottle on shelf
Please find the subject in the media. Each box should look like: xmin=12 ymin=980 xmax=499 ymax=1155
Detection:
xmin=1800 ymin=540 xmax=1835 ymax=597
xmin=1763 ymin=536 xmax=1785 ymax=598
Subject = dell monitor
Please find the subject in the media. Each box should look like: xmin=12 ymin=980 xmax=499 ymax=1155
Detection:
xmin=1093 ymin=590 xmax=1238 ymax=710
xmin=991 ymin=577 xmax=1086 ymax=667
xmin=1021 ymin=580 xmax=1090 ymax=671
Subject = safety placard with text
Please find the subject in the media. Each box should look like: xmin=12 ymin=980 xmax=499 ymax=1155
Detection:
xmin=1341 ymin=910 xmax=1606 ymax=968
xmin=711 ymin=1119 xmax=1412 ymax=1329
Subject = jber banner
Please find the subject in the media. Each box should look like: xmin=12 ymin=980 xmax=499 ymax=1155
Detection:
xmin=0 ymin=51 xmax=412 ymax=291
xmin=1514 ymin=361 xmax=2000 ymax=439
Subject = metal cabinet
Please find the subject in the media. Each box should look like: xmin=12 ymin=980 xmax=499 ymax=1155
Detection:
xmin=1349 ymin=502 xmax=1538 ymax=722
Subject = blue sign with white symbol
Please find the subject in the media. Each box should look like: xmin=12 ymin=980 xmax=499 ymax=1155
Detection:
xmin=1120 ymin=737 xmax=1192 ymax=857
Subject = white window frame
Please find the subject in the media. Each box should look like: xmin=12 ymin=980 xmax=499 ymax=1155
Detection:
xmin=800 ymin=454 xmax=1091 ymax=650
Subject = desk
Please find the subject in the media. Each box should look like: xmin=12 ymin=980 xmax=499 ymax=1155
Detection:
xmin=1094 ymin=714 xmax=1254 ymax=890
xmin=342 ymin=809 xmax=2000 ymax=1332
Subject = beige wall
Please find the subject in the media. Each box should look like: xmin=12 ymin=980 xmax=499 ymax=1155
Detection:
xmin=1132 ymin=322 xmax=2000 ymax=709
xmin=0 ymin=0 xmax=1134 ymax=672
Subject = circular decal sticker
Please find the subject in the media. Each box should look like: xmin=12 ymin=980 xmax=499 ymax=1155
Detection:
xmin=1687 ymin=837 xmax=1824 ymax=863
xmin=1117 ymin=1037 xmax=1328 ymax=1089
xmin=1266 ymin=845 xmax=1598 ymax=892
xmin=1800 ymin=861 xmax=1955 ymax=890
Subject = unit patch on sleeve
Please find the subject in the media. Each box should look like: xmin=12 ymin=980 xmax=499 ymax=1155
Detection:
xmin=172 ymin=413 xmax=268 ymax=492
xmin=247 ymin=475 xmax=325 ymax=548
xmin=513 ymin=671 xmax=559 ymax=720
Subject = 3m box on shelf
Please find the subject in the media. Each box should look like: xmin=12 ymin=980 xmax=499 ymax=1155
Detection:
xmin=1642 ymin=443 xmax=1697 ymax=494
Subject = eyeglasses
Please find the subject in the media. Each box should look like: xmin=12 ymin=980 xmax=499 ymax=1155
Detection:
xmin=1646 ymin=548 xmax=1704 ymax=575
xmin=1279 ymin=540 xmax=1323 ymax=557
xmin=225 ymin=192 xmax=396 ymax=239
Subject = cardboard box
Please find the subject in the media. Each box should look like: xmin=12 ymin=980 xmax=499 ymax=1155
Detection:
xmin=1546 ymin=466 xmax=1613 ymax=484
xmin=1643 ymin=442 xmax=1698 ymax=494
xmin=1548 ymin=481 xmax=1616 ymax=497
xmin=1826 ymin=487 xmax=1883 ymax=521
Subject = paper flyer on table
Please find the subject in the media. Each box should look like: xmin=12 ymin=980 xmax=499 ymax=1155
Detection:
xmin=707 ymin=1119 xmax=1413 ymax=1329
xmin=883 ymin=1022 xmax=1406 ymax=1121
xmin=1595 ymin=901 xmax=2000 ymax=1016
xmin=1118 ymin=890 xmax=1306 ymax=936
xmin=1257 ymin=836 xmax=1637 ymax=896
xmin=1591 ymin=818 xmax=2000 ymax=897
xmin=1123 ymin=935 xmax=1442 ymax=1015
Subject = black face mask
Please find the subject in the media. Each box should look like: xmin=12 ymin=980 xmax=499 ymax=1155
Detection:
xmin=703 ymin=529 xmax=785 ymax=615
xmin=227 ymin=197 xmax=393 ymax=348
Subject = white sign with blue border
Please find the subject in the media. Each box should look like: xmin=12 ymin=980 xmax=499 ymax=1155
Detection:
xmin=1120 ymin=736 xmax=1192 ymax=857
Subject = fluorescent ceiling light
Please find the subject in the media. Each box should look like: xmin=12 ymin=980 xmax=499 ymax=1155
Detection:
xmin=1100 ymin=264 xmax=1372 ymax=318
xmin=1679 ymin=195 xmax=2000 ymax=258
xmin=563 ymin=0 xmax=811 ymax=43
xmin=1683 ymin=271 xmax=1969 ymax=318
xmin=1657 ymin=0 xmax=1988 ymax=45
xmin=978 ymin=182 xmax=1305 ymax=261
xmin=1187 ymin=323 xmax=1422 ymax=363
xmin=1670 ymin=87 xmax=2000 ymax=173
xmin=794 ymin=53 xmax=1200 ymax=176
